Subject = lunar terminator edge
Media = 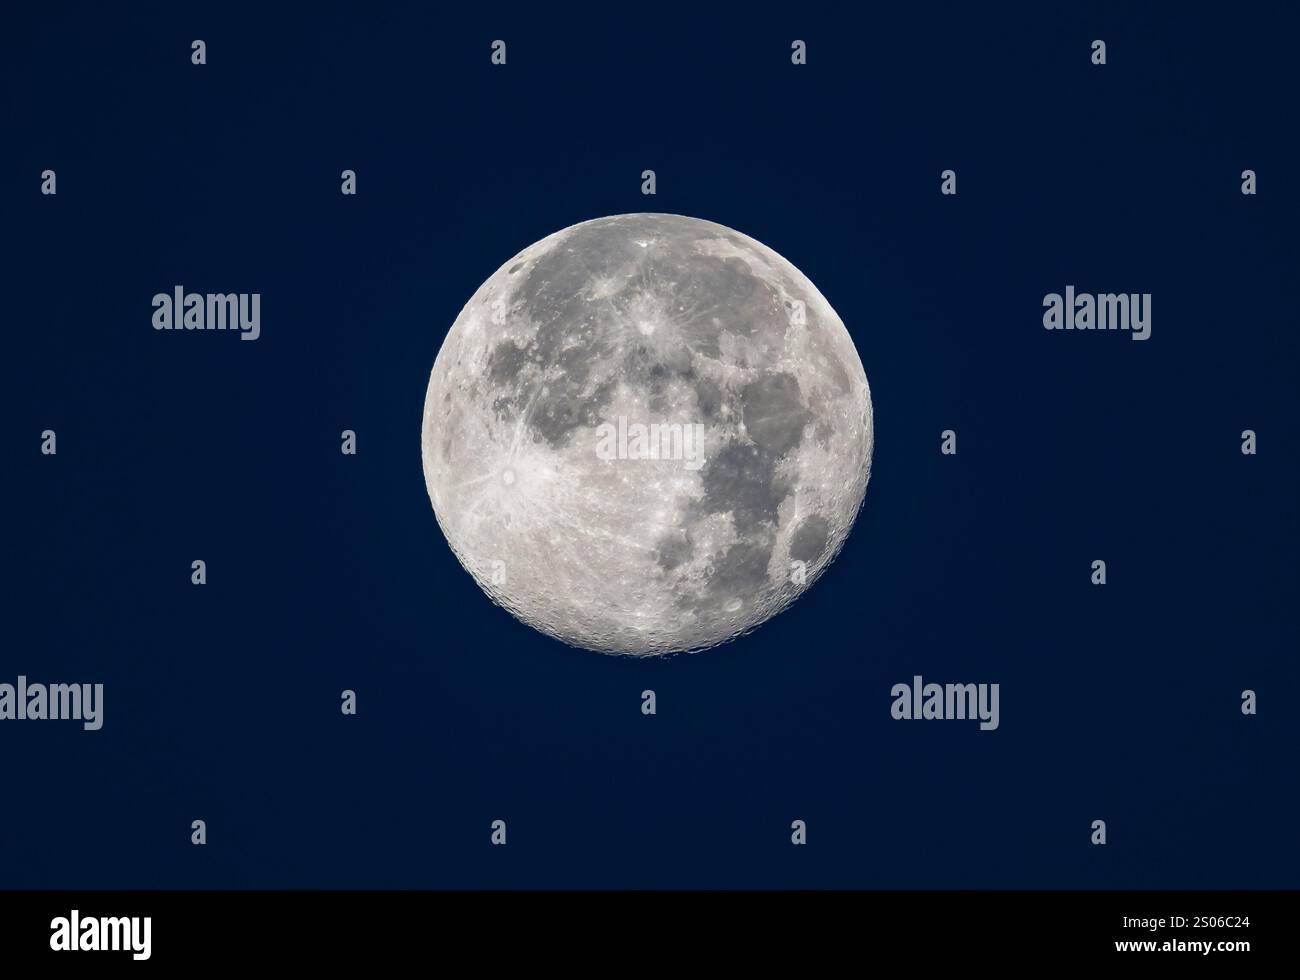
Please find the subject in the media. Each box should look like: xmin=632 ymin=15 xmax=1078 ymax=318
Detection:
xmin=421 ymin=213 xmax=873 ymax=656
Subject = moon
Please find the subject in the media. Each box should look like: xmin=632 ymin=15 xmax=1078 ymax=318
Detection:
xmin=421 ymin=213 xmax=873 ymax=656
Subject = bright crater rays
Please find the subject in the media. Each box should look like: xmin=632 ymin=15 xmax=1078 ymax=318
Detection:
xmin=421 ymin=213 xmax=873 ymax=656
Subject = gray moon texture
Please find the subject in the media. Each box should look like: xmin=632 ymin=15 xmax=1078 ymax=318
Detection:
xmin=421 ymin=213 xmax=873 ymax=656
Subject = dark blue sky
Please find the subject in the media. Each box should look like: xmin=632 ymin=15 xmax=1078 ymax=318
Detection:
xmin=3 ymin=2 xmax=1297 ymax=888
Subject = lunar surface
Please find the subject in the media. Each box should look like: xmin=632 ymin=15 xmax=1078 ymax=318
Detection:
xmin=421 ymin=213 xmax=873 ymax=656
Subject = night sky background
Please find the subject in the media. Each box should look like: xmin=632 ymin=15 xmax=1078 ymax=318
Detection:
xmin=4 ymin=2 xmax=1297 ymax=888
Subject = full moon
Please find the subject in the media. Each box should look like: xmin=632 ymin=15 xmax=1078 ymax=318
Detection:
xmin=421 ymin=213 xmax=873 ymax=656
